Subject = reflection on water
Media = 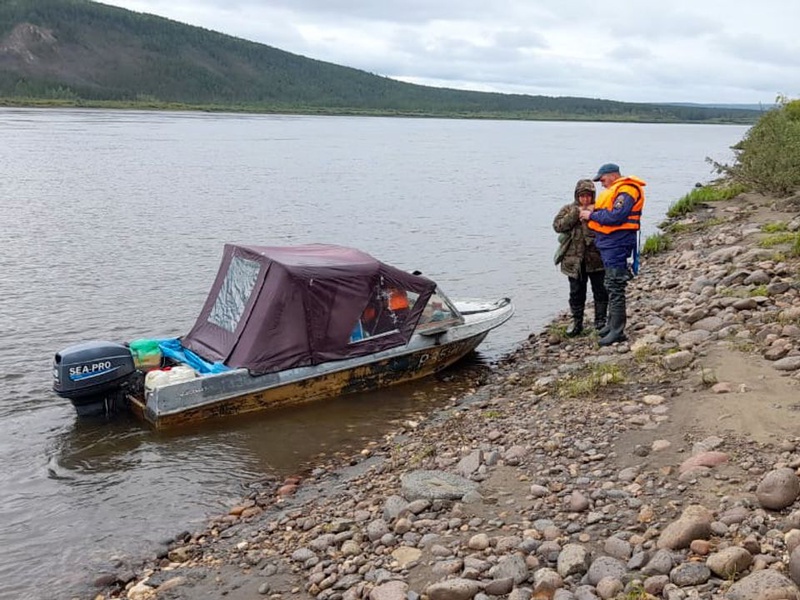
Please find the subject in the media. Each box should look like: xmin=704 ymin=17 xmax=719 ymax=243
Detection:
xmin=197 ymin=358 xmax=492 ymax=473
xmin=54 ymin=354 xmax=490 ymax=479
xmin=50 ymin=415 xmax=149 ymax=477
xmin=41 ymin=357 xmax=490 ymax=597
xmin=0 ymin=108 xmax=747 ymax=599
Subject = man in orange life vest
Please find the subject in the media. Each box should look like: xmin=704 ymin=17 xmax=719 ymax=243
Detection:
xmin=579 ymin=163 xmax=646 ymax=346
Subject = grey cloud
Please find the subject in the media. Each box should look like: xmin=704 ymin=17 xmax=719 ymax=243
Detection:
xmin=177 ymin=0 xmax=524 ymax=24
xmin=492 ymin=29 xmax=548 ymax=50
xmin=714 ymin=33 xmax=800 ymax=68
xmin=607 ymin=43 xmax=654 ymax=61
xmin=388 ymin=51 xmax=618 ymax=95
xmin=627 ymin=11 xmax=719 ymax=41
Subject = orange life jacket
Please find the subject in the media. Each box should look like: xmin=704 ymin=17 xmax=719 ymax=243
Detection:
xmin=387 ymin=288 xmax=409 ymax=311
xmin=588 ymin=176 xmax=646 ymax=235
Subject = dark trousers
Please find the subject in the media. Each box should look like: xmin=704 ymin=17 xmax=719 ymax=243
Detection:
xmin=568 ymin=267 xmax=608 ymax=317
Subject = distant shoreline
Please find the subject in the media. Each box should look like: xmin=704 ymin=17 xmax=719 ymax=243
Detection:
xmin=0 ymin=97 xmax=757 ymax=125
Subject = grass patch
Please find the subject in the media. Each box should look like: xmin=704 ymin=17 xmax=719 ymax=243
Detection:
xmin=408 ymin=444 xmax=436 ymax=466
xmin=699 ymin=367 xmax=718 ymax=386
xmin=749 ymin=285 xmax=768 ymax=297
xmin=548 ymin=323 xmax=568 ymax=340
xmin=718 ymin=287 xmax=743 ymax=298
xmin=633 ymin=344 xmax=659 ymax=364
xmin=698 ymin=217 xmax=726 ymax=230
xmin=621 ymin=583 xmax=649 ymax=600
xmin=754 ymin=230 xmax=800 ymax=258
xmin=761 ymin=221 xmax=788 ymax=233
xmin=729 ymin=338 xmax=757 ymax=353
xmin=662 ymin=217 xmax=726 ymax=235
xmin=641 ymin=233 xmax=671 ymax=256
xmin=758 ymin=232 xmax=800 ymax=248
xmin=662 ymin=221 xmax=690 ymax=234
xmin=556 ymin=364 xmax=624 ymax=398
xmin=666 ymin=183 xmax=748 ymax=218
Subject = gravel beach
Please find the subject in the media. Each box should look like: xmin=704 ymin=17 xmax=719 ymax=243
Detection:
xmin=88 ymin=190 xmax=800 ymax=600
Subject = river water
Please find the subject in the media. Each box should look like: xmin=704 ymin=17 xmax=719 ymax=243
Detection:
xmin=0 ymin=108 xmax=748 ymax=599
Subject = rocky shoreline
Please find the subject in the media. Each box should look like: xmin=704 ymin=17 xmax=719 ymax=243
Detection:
xmin=92 ymin=191 xmax=800 ymax=600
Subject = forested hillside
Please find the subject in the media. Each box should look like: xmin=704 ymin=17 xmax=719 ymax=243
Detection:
xmin=0 ymin=0 xmax=761 ymax=123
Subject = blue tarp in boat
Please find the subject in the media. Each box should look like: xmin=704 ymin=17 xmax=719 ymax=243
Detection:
xmin=158 ymin=338 xmax=229 ymax=375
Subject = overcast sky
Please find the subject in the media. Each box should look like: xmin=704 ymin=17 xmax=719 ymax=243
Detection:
xmin=100 ymin=0 xmax=797 ymax=105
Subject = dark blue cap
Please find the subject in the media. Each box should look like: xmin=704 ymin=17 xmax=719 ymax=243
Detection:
xmin=592 ymin=163 xmax=620 ymax=181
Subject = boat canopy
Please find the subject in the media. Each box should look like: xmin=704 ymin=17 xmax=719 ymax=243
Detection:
xmin=182 ymin=244 xmax=437 ymax=375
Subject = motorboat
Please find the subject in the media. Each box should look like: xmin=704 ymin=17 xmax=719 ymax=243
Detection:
xmin=53 ymin=243 xmax=514 ymax=429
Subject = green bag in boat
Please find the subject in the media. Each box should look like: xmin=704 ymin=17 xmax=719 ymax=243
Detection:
xmin=128 ymin=338 xmax=162 ymax=370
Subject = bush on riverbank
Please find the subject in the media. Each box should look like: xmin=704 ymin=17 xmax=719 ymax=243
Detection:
xmin=711 ymin=96 xmax=800 ymax=197
xmin=647 ymin=99 xmax=800 ymax=257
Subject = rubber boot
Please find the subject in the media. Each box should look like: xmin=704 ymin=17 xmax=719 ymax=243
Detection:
xmin=598 ymin=304 xmax=627 ymax=346
xmin=594 ymin=301 xmax=608 ymax=333
xmin=565 ymin=310 xmax=584 ymax=337
xmin=565 ymin=276 xmax=586 ymax=338
xmin=598 ymin=267 xmax=628 ymax=346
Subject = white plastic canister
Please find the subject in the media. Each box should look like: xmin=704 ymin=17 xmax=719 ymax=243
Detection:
xmin=145 ymin=366 xmax=197 ymax=391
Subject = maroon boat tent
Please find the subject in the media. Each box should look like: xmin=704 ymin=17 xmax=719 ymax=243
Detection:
xmin=182 ymin=244 xmax=437 ymax=375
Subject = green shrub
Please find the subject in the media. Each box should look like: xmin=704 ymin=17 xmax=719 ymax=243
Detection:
xmin=641 ymin=233 xmax=671 ymax=255
xmin=710 ymin=97 xmax=800 ymax=196
xmin=785 ymin=98 xmax=800 ymax=122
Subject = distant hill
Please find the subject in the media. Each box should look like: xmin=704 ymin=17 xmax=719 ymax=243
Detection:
xmin=0 ymin=0 xmax=762 ymax=123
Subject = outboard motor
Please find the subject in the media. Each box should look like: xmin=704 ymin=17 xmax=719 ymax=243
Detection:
xmin=53 ymin=341 xmax=137 ymax=417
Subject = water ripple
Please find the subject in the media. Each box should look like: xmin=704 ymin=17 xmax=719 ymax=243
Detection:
xmin=0 ymin=107 xmax=747 ymax=599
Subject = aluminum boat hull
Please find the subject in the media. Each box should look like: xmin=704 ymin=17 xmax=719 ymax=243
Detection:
xmin=128 ymin=298 xmax=512 ymax=429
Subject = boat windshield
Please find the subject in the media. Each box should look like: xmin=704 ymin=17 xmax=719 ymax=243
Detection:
xmin=414 ymin=288 xmax=464 ymax=332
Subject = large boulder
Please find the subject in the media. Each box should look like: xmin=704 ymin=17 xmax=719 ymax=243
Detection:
xmin=756 ymin=468 xmax=800 ymax=510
